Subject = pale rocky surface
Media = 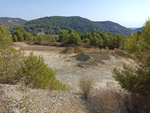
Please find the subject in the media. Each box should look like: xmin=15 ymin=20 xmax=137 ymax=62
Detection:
xmin=0 ymin=84 xmax=88 ymax=113
xmin=25 ymin=49 xmax=134 ymax=92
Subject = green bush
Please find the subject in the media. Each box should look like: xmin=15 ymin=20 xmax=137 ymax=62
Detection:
xmin=82 ymin=38 xmax=90 ymax=44
xmin=66 ymin=32 xmax=82 ymax=45
xmin=21 ymin=52 xmax=55 ymax=88
xmin=0 ymin=26 xmax=25 ymax=84
xmin=0 ymin=26 xmax=12 ymax=48
xmin=0 ymin=47 xmax=25 ymax=84
xmin=0 ymin=26 xmax=68 ymax=91
xmin=13 ymin=30 xmax=24 ymax=42
xmin=21 ymin=52 xmax=69 ymax=90
xmin=113 ymin=21 xmax=150 ymax=97
xmin=112 ymin=21 xmax=150 ymax=112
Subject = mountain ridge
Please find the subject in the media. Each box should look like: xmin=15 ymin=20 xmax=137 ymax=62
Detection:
xmin=23 ymin=16 xmax=133 ymax=35
xmin=96 ymin=21 xmax=132 ymax=35
xmin=129 ymin=27 xmax=142 ymax=32
xmin=0 ymin=16 xmax=141 ymax=35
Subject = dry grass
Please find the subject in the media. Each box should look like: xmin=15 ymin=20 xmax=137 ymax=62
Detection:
xmin=79 ymin=77 xmax=93 ymax=99
xmin=62 ymin=46 xmax=84 ymax=54
xmin=90 ymin=88 xmax=125 ymax=113
xmin=79 ymin=78 xmax=128 ymax=113
xmin=19 ymin=94 xmax=35 ymax=112
xmin=46 ymin=90 xmax=88 ymax=113
xmin=49 ymin=97 xmax=88 ymax=113
xmin=18 ymin=82 xmax=35 ymax=112
xmin=123 ymin=95 xmax=150 ymax=113
xmin=88 ymin=82 xmax=150 ymax=113
xmin=0 ymin=100 xmax=6 ymax=112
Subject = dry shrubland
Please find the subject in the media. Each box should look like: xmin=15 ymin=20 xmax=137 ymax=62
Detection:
xmin=79 ymin=77 xmax=93 ymax=99
xmin=79 ymin=77 xmax=150 ymax=113
xmin=79 ymin=77 xmax=125 ymax=113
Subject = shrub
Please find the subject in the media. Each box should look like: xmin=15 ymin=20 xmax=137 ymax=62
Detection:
xmin=128 ymin=96 xmax=150 ymax=113
xmin=113 ymin=21 xmax=150 ymax=97
xmin=82 ymin=38 xmax=90 ymax=44
xmin=21 ymin=52 xmax=69 ymax=90
xmin=21 ymin=52 xmax=56 ymax=89
xmin=13 ymin=35 xmax=18 ymax=42
xmin=0 ymin=26 xmax=25 ymax=84
xmin=79 ymin=77 xmax=93 ymax=99
xmin=88 ymin=83 xmax=130 ymax=113
xmin=0 ymin=47 xmax=25 ymax=84
xmin=0 ymin=26 xmax=12 ymax=48
xmin=46 ymin=35 xmax=56 ymax=45
xmin=90 ymin=88 xmax=125 ymax=113
xmin=13 ymin=30 xmax=24 ymax=42
xmin=65 ymin=32 xmax=82 ymax=45
xmin=112 ymin=21 xmax=150 ymax=113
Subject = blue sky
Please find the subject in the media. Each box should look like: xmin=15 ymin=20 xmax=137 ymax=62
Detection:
xmin=0 ymin=0 xmax=150 ymax=27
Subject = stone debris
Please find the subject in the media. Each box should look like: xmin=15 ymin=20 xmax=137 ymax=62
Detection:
xmin=0 ymin=84 xmax=88 ymax=113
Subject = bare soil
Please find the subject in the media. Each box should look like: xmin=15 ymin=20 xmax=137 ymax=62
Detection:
xmin=13 ymin=42 xmax=135 ymax=93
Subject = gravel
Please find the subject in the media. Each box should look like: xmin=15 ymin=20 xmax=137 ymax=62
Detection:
xmin=0 ymin=84 xmax=88 ymax=113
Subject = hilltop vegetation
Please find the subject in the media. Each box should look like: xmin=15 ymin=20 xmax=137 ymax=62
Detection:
xmin=23 ymin=16 xmax=133 ymax=35
xmin=0 ymin=16 xmax=142 ymax=36
xmin=0 ymin=17 xmax=27 ymax=31
xmin=97 ymin=21 xmax=132 ymax=35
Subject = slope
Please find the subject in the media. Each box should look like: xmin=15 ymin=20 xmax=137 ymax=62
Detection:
xmin=97 ymin=21 xmax=132 ymax=35
xmin=0 ymin=17 xmax=27 ymax=31
xmin=23 ymin=16 xmax=132 ymax=35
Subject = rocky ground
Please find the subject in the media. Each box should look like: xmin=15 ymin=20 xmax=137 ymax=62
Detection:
xmin=25 ymin=48 xmax=134 ymax=92
xmin=0 ymin=42 xmax=134 ymax=112
xmin=0 ymin=84 xmax=89 ymax=113
xmin=13 ymin=42 xmax=135 ymax=92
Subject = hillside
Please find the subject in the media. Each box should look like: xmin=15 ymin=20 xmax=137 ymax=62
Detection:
xmin=133 ymin=28 xmax=142 ymax=32
xmin=97 ymin=21 xmax=132 ymax=35
xmin=129 ymin=27 xmax=142 ymax=32
xmin=0 ymin=17 xmax=27 ymax=31
xmin=23 ymin=16 xmax=132 ymax=35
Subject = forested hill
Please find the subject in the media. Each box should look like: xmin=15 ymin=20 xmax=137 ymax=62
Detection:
xmin=96 ymin=21 xmax=132 ymax=35
xmin=133 ymin=28 xmax=142 ymax=32
xmin=0 ymin=17 xmax=27 ymax=31
xmin=23 ymin=16 xmax=133 ymax=35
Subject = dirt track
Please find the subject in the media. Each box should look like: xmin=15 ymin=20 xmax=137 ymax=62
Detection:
xmin=14 ymin=42 xmax=134 ymax=92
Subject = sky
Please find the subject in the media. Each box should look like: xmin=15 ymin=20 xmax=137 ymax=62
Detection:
xmin=0 ymin=0 xmax=150 ymax=28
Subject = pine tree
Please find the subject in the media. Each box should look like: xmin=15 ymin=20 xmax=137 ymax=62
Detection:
xmin=13 ymin=35 xmax=18 ymax=42
xmin=66 ymin=32 xmax=81 ymax=45
xmin=0 ymin=26 xmax=25 ymax=84
xmin=0 ymin=26 xmax=12 ymax=48
xmin=13 ymin=30 xmax=24 ymax=42
xmin=113 ymin=21 xmax=150 ymax=97
xmin=21 ymin=52 xmax=56 ymax=89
